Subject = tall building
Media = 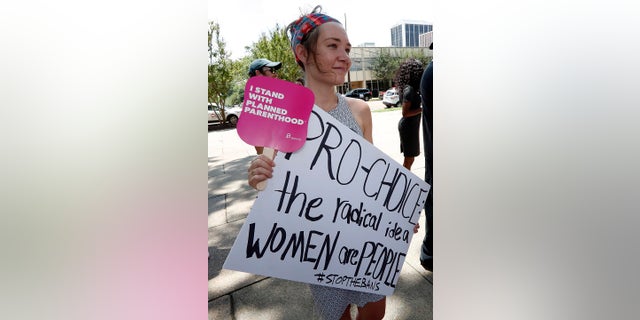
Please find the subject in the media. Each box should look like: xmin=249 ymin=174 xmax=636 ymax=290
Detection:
xmin=390 ymin=21 xmax=433 ymax=47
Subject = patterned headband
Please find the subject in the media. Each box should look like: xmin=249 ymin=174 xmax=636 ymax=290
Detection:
xmin=288 ymin=12 xmax=340 ymax=64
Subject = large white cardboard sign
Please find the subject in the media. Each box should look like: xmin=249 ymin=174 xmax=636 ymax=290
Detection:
xmin=223 ymin=106 xmax=431 ymax=296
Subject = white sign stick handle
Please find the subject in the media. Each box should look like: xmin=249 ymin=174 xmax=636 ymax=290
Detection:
xmin=256 ymin=147 xmax=275 ymax=191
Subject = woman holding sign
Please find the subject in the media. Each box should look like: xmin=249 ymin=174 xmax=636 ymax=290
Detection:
xmin=247 ymin=5 xmax=413 ymax=320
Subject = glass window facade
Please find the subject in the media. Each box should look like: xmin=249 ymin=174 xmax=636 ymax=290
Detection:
xmin=391 ymin=25 xmax=403 ymax=47
xmin=391 ymin=22 xmax=432 ymax=47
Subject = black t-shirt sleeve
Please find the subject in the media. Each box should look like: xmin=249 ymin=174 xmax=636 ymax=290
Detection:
xmin=403 ymin=85 xmax=422 ymax=110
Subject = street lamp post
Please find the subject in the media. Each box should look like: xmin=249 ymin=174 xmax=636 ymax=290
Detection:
xmin=361 ymin=46 xmax=366 ymax=90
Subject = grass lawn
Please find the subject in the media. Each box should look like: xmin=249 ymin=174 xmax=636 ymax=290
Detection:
xmin=373 ymin=106 xmax=401 ymax=113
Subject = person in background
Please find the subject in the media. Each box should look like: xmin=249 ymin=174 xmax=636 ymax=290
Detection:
xmin=420 ymin=42 xmax=434 ymax=272
xmin=394 ymin=58 xmax=424 ymax=170
xmin=248 ymin=58 xmax=282 ymax=154
xmin=246 ymin=5 xmax=418 ymax=320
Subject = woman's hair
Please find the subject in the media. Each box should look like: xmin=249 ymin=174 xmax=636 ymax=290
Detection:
xmin=394 ymin=59 xmax=424 ymax=98
xmin=286 ymin=5 xmax=340 ymax=71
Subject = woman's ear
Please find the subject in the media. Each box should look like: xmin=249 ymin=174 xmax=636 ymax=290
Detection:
xmin=295 ymin=44 xmax=307 ymax=64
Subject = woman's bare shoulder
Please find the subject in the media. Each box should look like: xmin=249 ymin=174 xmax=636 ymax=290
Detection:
xmin=344 ymin=96 xmax=373 ymax=143
xmin=344 ymin=97 xmax=371 ymax=115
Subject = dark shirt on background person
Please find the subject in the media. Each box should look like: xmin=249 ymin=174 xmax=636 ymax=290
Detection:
xmin=420 ymin=58 xmax=433 ymax=272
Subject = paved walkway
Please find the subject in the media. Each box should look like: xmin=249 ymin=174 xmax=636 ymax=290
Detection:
xmin=208 ymin=100 xmax=433 ymax=320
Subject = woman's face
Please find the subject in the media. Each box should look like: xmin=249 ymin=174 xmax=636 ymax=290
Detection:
xmin=305 ymin=22 xmax=352 ymax=85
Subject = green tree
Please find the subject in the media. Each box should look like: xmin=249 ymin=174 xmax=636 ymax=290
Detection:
xmin=371 ymin=49 xmax=400 ymax=89
xmin=396 ymin=49 xmax=431 ymax=66
xmin=224 ymin=56 xmax=253 ymax=106
xmin=372 ymin=48 xmax=432 ymax=89
xmin=249 ymin=25 xmax=300 ymax=82
xmin=219 ymin=25 xmax=300 ymax=107
xmin=208 ymin=20 xmax=233 ymax=121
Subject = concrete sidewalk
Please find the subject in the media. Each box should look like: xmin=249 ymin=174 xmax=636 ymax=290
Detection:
xmin=208 ymin=101 xmax=433 ymax=319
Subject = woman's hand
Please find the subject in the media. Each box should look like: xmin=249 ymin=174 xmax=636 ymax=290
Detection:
xmin=248 ymin=153 xmax=276 ymax=190
xmin=413 ymin=223 xmax=420 ymax=234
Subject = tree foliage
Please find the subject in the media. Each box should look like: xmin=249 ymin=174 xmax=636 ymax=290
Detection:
xmin=222 ymin=25 xmax=301 ymax=106
xmin=249 ymin=25 xmax=300 ymax=82
xmin=371 ymin=48 xmax=432 ymax=89
xmin=208 ymin=21 xmax=233 ymax=120
xmin=396 ymin=49 xmax=432 ymax=67
xmin=371 ymin=50 xmax=400 ymax=89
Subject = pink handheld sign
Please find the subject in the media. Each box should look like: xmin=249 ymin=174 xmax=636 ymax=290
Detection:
xmin=236 ymin=77 xmax=315 ymax=190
